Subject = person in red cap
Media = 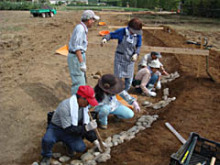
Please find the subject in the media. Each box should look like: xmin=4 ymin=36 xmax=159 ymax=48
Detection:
xmin=40 ymin=85 xmax=102 ymax=165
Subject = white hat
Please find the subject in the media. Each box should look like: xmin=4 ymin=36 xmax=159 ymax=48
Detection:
xmin=140 ymin=62 xmax=147 ymax=67
xmin=148 ymin=60 xmax=161 ymax=69
xmin=81 ymin=10 xmax=100 ymax=21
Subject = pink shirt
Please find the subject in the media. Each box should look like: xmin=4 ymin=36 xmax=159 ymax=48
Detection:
xmin=135 ymin=68 xmax=151 ymax=95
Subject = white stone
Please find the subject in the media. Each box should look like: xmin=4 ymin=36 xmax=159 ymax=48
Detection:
xmin=81 ymin=152 xmax=95 ymax=162
xmin=152 ymin=103 xmax=162 ymax=109
xmin=93 ymin=152 xmax=100 ymax=157
xmin=163 ymin=88 xmax=169 ymax=96
xmin=171 ymin=97 xmax=176 ymax=101
xmin=104 ymin=137 xmax=112 ymax=144
xmin=70 ymin=160 xmax=83 ymax=165
xmin=136 ymin=121 xmax=142 ymax=126
xmin=142 ymin=100 xmax=151 ymax=106
xmin=83 ymin=160 xmax=97 ymax=165
xmin=51 ymin=160 xmax=62 ymax=165
xmin=96 ymin=153 xmax=111 ymax=163
xmin=52 ymin=153 xmax=62 ymax=159
xmin=137 ymin=125 xmax=145 ymax=131
xmin=32 ymin=162 xmax=39 ymax=165
xmin=113 ymin=141 xmax=118 ymax=146
xmin=59 ymin=156 xmax=70 ymax=163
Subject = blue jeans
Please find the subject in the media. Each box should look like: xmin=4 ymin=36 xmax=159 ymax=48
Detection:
xmin=147 ymin=74 xmax=159 ymax=88
xmin=95 ymin=104 xmax=134 ymax=126
xmin=41 ymin=124 xmax=86 ymax=158
xmin=67 ymin=52 xmax=86 ymax=95
xmin=135 ymin=73 xmax=159 ymax=93
xmin=124 ymin=77 xmax=133 ymax=91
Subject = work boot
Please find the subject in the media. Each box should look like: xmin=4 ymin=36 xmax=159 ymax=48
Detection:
xmin=63 ymin=143 xmax=75 ymax=158
xmin=40 ymin=157 xmax=50 ymax=165
xmin=99 ymin=124 xmax=107 ymax=129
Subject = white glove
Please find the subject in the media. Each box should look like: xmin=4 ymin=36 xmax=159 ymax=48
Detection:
xmin=80 ymin=62 xmax=87 ymax=72
xmin=101 ymin=38 xmax=107 ymax=47
xmin=148 ymin=91 xmax=157 ymax=97
xmin=94 ymin=139 xmax=107 ymax=152
xmin=85 ymin=120 xmax=97 ymax=131
xmin=132 ymin=100 xmax=141 ymax=112
xmin=131 ymin=54 xmax=138 ymax=62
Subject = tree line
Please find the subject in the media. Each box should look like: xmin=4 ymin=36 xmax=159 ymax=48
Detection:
xmin=121 ymin=0 xmax=220 ymax=18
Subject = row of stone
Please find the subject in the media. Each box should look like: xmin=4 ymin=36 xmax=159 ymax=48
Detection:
xmin=32 ymin=115 xmax=158 ymax=165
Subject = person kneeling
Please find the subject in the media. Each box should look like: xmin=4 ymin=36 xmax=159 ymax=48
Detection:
xmin=132 ymin=60 xmax=161 ymax=97
xmin=40 ymin=85 xmax=102 ymax=165
xmin=94 ymin=74 xmax=140 ymax=129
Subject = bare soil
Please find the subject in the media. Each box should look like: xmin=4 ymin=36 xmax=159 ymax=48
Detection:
xmin=0 ymin=11 xmax=219 ymax=165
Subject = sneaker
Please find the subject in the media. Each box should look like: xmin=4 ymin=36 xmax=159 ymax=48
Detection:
xmin=148 ymin=91 xmax=157 ymax=97
xmin=99 ymin=124 xmax=107 ymax=129
xmin=40 ymin=157 xmax=50 ymax=165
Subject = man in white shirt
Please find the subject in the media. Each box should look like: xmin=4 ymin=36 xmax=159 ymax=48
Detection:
xmin=68 ymin=10 xmax=100 ymax=94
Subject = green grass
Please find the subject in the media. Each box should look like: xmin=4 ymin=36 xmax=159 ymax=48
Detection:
xmin=58 ymin=5 xmax=149 ymax=12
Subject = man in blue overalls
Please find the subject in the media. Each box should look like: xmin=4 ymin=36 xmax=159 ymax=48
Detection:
xmin=101 ymin=18 xmax=143 ymax=91
xmin=68 ymin=10 xmax=100 ymax=94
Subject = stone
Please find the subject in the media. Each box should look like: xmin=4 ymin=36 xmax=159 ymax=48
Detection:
xmin=32 ymin=162 xmax=39 ymax=165
xmin=51 ymin=160 xmax=62 ymax=165
xmin=93 ymin=75 xmax=101 ymax=79
xmin=142 ymin=101 xmax=151 ymax=106
xmin=59 ymin=156 xmax=70 ymax=163
xmin=137 ymin=125 xmax=145 ymax=131
xmin=70 ymin=160 xmax=83 ymax=165
xmin=152 ymin=103 xmax=162 ymax=110
xmin=93 ymin=152 xmax=100 ymax=157
xmin=95 ymin=153 xmax=111 ymax=163
xmin=163 ymin=88 xmax=169 ymax=96
xmin=83 ymin=160 xmax=97 ymax=165
xmin=81 ymin=152 xmax=95 ymax=162
xmin=52 ymin=153 xmax=62 ymax=159
xmin=104 ymin=137 xmax=112 ymax=144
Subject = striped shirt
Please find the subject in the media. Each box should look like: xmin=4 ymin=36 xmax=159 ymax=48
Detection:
xmin=68 ymin=22 xmax=88 ymax=52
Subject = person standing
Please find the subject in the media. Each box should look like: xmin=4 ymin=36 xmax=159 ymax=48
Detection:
xmin=101 ymin=18 xmax=143 ymax=91
xmin=68 ymin=10 xmax=100 ymax=94
xmin=40 ymin=85 xmax=104 ymax=165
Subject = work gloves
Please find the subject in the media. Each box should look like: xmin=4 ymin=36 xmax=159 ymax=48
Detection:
xmin=80 ymin=62 xmax=87 ymax=72
xmin=131 ymin=53 xmax=138 ymax=62
xmin=132 ymin=100 xmax=141 ymax=112
xmin=101 ymin=38 xmax=107 ymax=47
xmin=85 ymin=120 xmax=97 ymax=132
xmin=93 ymin=139 xmax=107 ymax=152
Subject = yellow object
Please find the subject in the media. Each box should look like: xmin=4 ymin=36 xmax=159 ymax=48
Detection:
xmin=116 ymin=94 xmax=138 ymax=110
xmin=99 ymin=30 xmax=110 ymax=36
xmin=98 ymin=22 xmax=106 ymax=26
xmin=55 ymin=45 xmax=68 ymax=56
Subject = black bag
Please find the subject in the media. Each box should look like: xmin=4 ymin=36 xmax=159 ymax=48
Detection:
xmin=47 ymin=111 xmax=55 ymax=124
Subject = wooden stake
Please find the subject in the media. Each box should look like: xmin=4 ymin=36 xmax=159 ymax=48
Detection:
xmin=197 ymin=38 xmax=204 ymax=78
xmin=88 ymin=111 xmax=106 ymax=152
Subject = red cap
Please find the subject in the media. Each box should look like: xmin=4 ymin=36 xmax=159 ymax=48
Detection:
xmin=77 ymin=85 xmax=98 ymax=106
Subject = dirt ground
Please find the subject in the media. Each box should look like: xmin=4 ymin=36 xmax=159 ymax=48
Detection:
xmin=0 ymin=11 xmax=220 ymax=165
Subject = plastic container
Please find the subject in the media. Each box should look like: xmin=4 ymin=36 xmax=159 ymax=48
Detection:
xmin=170 ymin=132 xmax=220 ymax=165
xmin=99 ymin=30 xmax=110 ymax=36
xmin=98 ymin=22 xmax=106 ymax=26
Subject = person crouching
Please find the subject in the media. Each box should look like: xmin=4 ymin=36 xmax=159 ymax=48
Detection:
xmin=94 ymin=74 xmax=140 ymax=129
xmin=132 ymin=60 xmax=161 ymax=97
xmin=40 ymin=85 xmax=102 ymax=165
